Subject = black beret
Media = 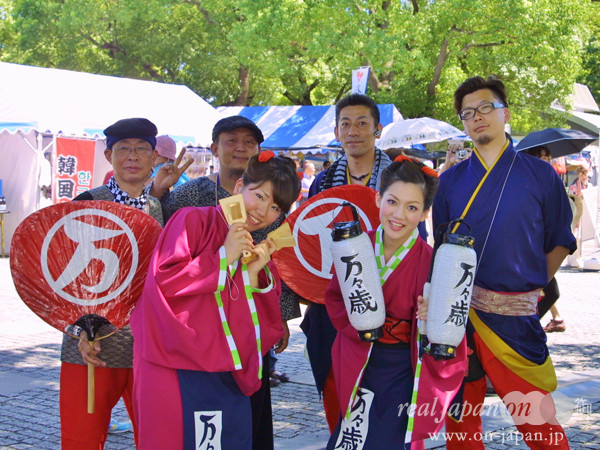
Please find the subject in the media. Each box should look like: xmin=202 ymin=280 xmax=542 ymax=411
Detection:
xmin=104 ymin=118 xmax=158 ymax=149
xmin=212 ymin=116 xmax=264 ymax=144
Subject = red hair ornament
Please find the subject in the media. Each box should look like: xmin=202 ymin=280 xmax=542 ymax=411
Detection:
xmin=394 ymin=155 xmax=413 ymax=164
xmin=258 ymin=150 xmax=275 ymax=162
xmin=421 ymin=165 xmax=439 ymax=178
xmin=393 ymin=155 xmax=438 ymax=178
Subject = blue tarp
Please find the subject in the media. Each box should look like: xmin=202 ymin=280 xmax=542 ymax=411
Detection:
xmin=218 ymin=104 xmax=403 ymax=152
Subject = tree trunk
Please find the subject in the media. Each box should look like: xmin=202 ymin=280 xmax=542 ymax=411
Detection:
xmin=426 ymin=38 xmax=450 ymax=102
xmin=234 ymin=66 xmax=250 ymax=106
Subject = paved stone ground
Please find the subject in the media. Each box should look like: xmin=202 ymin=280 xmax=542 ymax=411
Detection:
xmin=1 ymin=255 xmax=599 ymax=449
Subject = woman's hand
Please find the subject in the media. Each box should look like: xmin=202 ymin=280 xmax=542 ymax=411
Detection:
xmin=416 ymin=295 xmax=429 ymax=320
xmin=77 ymin=331 xmax=106 ymax=367
xmin=246 ymin=238 xmax=276 ymax=287
xmin=224 ymin=224 xmax=254 ymax=265
xmin=274 ymin=320 xmax=290 ymax=354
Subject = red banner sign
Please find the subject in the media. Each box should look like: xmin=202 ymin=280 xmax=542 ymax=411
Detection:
xmin=54 ymin=137 xmax=96 ymax=203
xmin=273 ymin=185 xmax=380 ymax=303
xmin=10 ymin=201 xmax=162 ymax=332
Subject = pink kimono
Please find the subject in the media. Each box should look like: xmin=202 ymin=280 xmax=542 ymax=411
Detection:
xmin=130 ymin=206 xmax=283 ymax=449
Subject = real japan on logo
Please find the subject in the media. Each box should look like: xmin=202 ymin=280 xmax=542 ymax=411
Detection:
xmin=40 ymin=208 xmax=139 ymax=306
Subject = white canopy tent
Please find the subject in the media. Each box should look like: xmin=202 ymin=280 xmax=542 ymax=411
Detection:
xmin=0 ymin=62 xmax=222 ymax=252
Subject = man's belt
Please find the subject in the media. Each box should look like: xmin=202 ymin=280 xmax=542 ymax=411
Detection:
xmin=470 ymin=285 xmax=539 ymax=316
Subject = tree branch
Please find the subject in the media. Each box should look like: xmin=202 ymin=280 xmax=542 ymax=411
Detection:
xmin=376 ymin=0 xmax=392 ymax=29
xmin=282 ymin=90 xmax=300 ymax=104
xmin=410 ymin=0 xmax=419 ymax=14
xmin=427 ymin=38 xmax=450 ymax=98
xmin=182 ymin=0 xmax=215 ymax=26
xmin=235 ymin=65 xmax=250 ymax=105
xmin=142 ymin=63 xmax=160 ymax=79
xmin=365 ymin=63 xmax=381 ymax=93
xmin=460 ymin=40 xmax=510 ymax=53
xmin=335 ymin=81 xmax=351 ymax=103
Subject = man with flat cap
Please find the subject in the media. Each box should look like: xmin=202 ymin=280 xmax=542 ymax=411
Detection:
xmin=157 ymin=115 xmax=265 ymax=218
xmin=59 ymin=118 xmax=187 ymax=449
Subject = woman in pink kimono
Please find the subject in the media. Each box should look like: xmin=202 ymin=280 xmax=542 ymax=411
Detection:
xmin=325 ymin=156 xmax=467 ymax=449
xmin=131 ymin=152 xmax=300 ymax=449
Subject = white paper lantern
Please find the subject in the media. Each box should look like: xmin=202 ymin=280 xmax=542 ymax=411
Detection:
xmin=331 ymin=202 xmax=385 ymax=341
xmin=426 ymin=223 xmax=476 ymax=359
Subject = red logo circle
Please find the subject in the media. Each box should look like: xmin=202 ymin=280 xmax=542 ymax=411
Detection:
xmin=273 ymin=185 xmax=380 ymax=303
xmin=10 ymin=201 xmax=162 ymax=332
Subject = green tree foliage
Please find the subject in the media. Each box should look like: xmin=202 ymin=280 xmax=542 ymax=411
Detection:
xmin=578 ymin=1 xmax=600 ymax=103
xmin=1 ymin=0 xmax=597 ymax=134
xmin=578 ymin=34 xmax=600 ymax=104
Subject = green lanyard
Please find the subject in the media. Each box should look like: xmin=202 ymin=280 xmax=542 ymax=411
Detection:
xmin=214 ymin=248 xmax=269 ymax=381
xmin=241 ymin=264 xmax=264 ymax=380
xmin=215 ymin=249 xmax=242 ymax=370
xmin=375 ymin=226 xmax=418 ymax=283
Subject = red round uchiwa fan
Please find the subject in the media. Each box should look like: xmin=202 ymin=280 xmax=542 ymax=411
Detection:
xmin=10 ymin=201 xmax=162 ymax=413
xmin=273 ymin=185 xmax=380 ymax=304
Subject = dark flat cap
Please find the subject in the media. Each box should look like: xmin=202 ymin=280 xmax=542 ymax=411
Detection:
xmin=104 ymin=118 xmax=158 ymax=149
xmin=212 ymin=116 xmax=264 ymax=144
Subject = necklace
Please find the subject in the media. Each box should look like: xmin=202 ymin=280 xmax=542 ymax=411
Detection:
xmin=346 ymin=166 xmax=372 ymax=183
xmin=349 ymin=172 xmax=370 ymax=181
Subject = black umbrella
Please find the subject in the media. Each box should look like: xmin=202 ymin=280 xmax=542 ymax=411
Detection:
xmin=515 ymin=127 xmax=598 ymax=158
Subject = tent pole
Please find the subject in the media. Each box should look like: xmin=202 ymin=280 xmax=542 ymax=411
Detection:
xmin=36 ymin=132 xmax=44 ymax=211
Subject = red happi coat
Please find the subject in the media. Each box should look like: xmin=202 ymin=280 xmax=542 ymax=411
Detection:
xmin=325 ymin=231 xmax=467 ymax=444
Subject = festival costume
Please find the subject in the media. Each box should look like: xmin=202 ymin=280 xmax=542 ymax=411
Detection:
xmin=325 ymin=229 xmax=466 ymax=449
xmin=130 ymin=206 xmax=284 ymax=449
xmin=539 ymin=194 xmax=581 ymax=320
xmin=433 ymin=140 xmax=576 ymax=449
xmin=301 ymin=149 xmax=392 ymax=431
xmin=161 ymin=176 xmax=300 ymax=320
xmin=59 ymin=181 xmax=164 ymax=449
xmin=60 ymin=364 xmax=134 ymax=450
xmin=159 ymin=175 xmax=295 ymax=449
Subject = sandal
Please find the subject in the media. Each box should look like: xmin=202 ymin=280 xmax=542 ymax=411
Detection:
xmin=270 ymin=370 xmax=290 ymax=383
xmin=543 ymin=319 xmax=566 ymax=333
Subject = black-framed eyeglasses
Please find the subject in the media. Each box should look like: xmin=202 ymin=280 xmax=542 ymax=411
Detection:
xmin=458 ymin=102 xmax=505 ymax=120
xmin=112 ymin=146 xmax=154 ymax=157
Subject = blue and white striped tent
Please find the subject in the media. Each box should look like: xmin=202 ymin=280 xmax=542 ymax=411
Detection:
xmin=218 ymin=104 xmax=403 ymax=153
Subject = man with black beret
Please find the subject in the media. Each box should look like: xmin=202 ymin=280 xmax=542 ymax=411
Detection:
xmin=156 ymin=115 xmax=264 ymax=217
xmin=59 ymin=118 xmax=165 ymax=448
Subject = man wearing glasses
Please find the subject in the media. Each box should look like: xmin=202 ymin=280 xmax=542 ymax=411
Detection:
xmin=60 ymin=118 xmax=167 ymax=448
xmin=433 ymin=77 xmax=575 ymax=448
